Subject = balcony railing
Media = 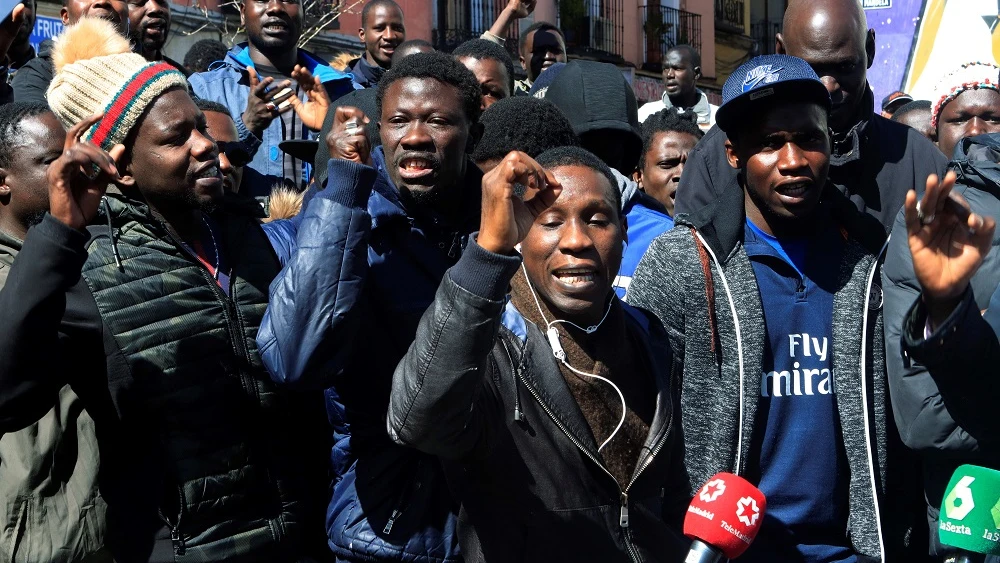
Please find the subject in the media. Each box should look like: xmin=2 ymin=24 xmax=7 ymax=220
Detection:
xmin=556 ymin=0 xmax=625 ymax=58
xmin=433 ymin=0 xmax=519 ymax=55
xmin=640 ymin=4 xmax=702 ymax=72
xmin=715 ymin=0 xmax=745 ymax=34
xmin=750 ymin=20 xmax=781 ymax=55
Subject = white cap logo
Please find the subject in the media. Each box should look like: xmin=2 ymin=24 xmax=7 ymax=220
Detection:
xmin=736 ymin=496 xmax=760 ymax=527
xmin=699 ymin=479 xmax=726 ymax=503
xmin=742 ymin=64 xmax=783 ymax=92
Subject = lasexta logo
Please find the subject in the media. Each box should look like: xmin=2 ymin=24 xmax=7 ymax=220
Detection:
xmin=945 ymin=476 xmax=976 ymax=521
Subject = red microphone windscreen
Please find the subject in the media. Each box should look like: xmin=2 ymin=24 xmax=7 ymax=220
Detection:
xmin=683 ymin=472 xmax=767 ymax=559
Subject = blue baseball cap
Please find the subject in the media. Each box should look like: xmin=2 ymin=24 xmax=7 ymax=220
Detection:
xmin=715 ymin=54 xmax=831 ymax=135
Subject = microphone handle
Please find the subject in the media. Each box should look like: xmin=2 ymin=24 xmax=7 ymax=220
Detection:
xmin=684 ymin=539 xmax=723 ymax=563
xmin=942 ymin=552 xmax=987 ymax=563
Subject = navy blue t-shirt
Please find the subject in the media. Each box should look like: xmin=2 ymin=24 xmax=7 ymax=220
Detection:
xmin=741 ymin=215 xmax=856 ymax=563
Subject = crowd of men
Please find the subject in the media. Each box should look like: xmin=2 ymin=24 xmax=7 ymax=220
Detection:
xmin=0 ymin=0 xmax=998 ymax=561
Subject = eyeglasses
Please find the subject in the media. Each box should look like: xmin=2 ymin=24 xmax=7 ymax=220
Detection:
xmin=216 ymin=141 xmax=252 ymax=168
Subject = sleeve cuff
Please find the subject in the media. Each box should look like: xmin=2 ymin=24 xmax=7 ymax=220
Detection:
xmin=481 ymin=31 xmax=505 ymax=45
xmin=320 ymin=159 xmax=377 ymax=208
xmin=448 ymin=234 xmax=522 ymax=301
xmin=236 ymin=116 xmax=263 ymax=154
xmin=34 ymin=213 xmax=89 ymax=251
xmin=902 ymin=289 xmax=974 ymax=353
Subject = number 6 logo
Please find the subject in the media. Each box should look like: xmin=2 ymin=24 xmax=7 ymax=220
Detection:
xmin=945 ymin=476 xmax=976 ymax=521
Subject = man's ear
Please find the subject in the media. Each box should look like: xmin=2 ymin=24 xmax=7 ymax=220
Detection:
xmin=113 ymin=146 xmax=137 ymax=190
xmin=632 ymin=169 xmax=643 ymax=190
xmin=694 ymin=66 xmax=702 ymax=80
xmin=466 ymin=122 xmax=484 ymax=154
xmin=239 ymin=3 xmax=246 ymax=27
xmin=865 ymin=29 xmax=876 ymax=69
xmin=724 ymin=138 xmax=740 ymax=170
xmin=0 ymin=169 xmax=10 ymax=203
xmin=775 ymin=32 xmax=786 ymax=55
xmin=358 ymin=26 xmax=366 ymax=42
xmin=60 ymin=6 xmax=69 ymax=25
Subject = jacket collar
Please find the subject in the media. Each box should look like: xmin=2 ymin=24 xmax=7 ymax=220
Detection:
xmin=0 ymin=229 xmax=21 ymax=268
xmin=349 ymin=56 xmax=386 ymax=86
xmin=830 ymin=85 xmax=876 ymax=166
xmin=660 ymin=88 xmax=712 ymax=123
xmin=226 ymin=43 xmax=353 ymax=84
xmin=951 ymin=133 xmax=1000 ymax=203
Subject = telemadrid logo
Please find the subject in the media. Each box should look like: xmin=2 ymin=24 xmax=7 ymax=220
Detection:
xmin=699 ymin=479 xmax=726 ymax=503
xmin=736 ymin=496 xmax=760 ymax=527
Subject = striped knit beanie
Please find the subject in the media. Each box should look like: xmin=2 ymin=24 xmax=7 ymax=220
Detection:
xmin=930 ymin=62 xmax=1000 ymax=129
xmin=46 ymin=17 xmax=189 ymax=151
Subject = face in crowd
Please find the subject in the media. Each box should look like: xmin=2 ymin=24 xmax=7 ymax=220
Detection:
xmin=635 ymin=129 xmax=699 ymax=216
xmin=242 ymin=0 xmax=304 ymax=57
xmin=62 ymin=0 xmax=128 ymax=32
xmin=118 ymin=88 xmax=225 ymax=217
xmin=520 ymin=27 xmax=566 ymax=83
xmin=127 ymin=0 xmax=170 ymax=59
xmin=661 ymin=47 xmax=701 ymax=104
xmin=361 ymin=2 xmax=405 ymax=69
xmin=935 ymin=89 xmax=1000 ymax=159
xmin=458 ymin=55 xmax=510 ymax=111
xmin=521 ymin=164 xmax=624 ymax=325
xmin=727 ymin=101 xmax=831 ymax=231
xmin=379 ymin=77 xmax=476 ymax=207
xmin=203 ymin=110 xmax=247 ymax=194
xmin=0 ymin=110 xmax=65 ymax=240
xmin=777 ymin=0 xmax=874 ymax=134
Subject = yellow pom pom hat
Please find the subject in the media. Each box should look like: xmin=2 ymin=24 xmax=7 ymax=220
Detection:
xmin=46 ymin=17 xmax=189 ymax=151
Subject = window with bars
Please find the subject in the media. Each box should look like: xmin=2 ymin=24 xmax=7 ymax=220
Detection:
xmin=433 ymin=0 xmax=519 ymax=54
xmin=715 ymin=0 xmax=745 ymax=34
xmin=640 ymin=3 xmax=702 ymax=71
xmin=556 ymin=0 xmax=624 ymax=57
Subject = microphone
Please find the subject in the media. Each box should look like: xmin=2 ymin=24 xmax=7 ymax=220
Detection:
xmin=683 ymin=472 xmax=767 ymax=563
xmin=938 ymin=464 xmax=1000 ymax=562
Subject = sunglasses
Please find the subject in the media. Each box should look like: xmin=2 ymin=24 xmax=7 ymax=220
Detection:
xmin=216 ymin=141 xmax=252 ymax=168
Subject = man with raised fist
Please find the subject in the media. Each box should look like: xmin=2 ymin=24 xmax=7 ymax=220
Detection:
xmin=387 ymin=145 xmax=689 ymax=561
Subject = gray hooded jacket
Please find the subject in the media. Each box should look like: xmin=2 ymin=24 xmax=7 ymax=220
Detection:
xmin=628 ymin=183 xmax=928 ymax=561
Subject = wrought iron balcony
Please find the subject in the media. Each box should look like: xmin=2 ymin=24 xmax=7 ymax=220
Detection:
xmin=715 ymin=0 xmax=745 ymax=34
xmin=640 ymin=4 xmax=702 ymax=72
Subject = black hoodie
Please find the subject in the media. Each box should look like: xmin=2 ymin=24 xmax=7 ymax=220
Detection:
xmin=11 ymin=38 xmax=52 ymax=104
xmin=543 ymin=59 xmax=643 ymax=173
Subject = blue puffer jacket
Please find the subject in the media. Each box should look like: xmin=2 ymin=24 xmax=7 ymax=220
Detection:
xmin=188 ymin=44 xmax=356 ymax=198
xmin=259 ymin=148 xmax=480 ymax=562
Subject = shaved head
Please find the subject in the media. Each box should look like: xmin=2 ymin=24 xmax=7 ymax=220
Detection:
xmin=777 ymin=0 xmax=875 ymax=133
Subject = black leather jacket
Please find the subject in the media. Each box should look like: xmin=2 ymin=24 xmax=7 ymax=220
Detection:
xmin=387 ymin=239 xmax=690 ymax=563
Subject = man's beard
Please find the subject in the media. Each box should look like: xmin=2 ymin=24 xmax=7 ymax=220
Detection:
xmin=398 ymin=184 xmax=443 ymax=210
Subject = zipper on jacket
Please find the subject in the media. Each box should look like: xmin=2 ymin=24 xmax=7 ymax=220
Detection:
xmin=383 ymin=458 xmax=423 ymax=535
xmin=515 ymin=363 xmax=671 ymax=563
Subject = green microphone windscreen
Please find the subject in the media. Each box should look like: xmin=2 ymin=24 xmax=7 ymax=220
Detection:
xmin=939 ymin=464 xmax=1000 ymax=554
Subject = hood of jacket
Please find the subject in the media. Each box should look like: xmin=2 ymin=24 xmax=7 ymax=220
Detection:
xmin=221 ymin=43 xmax=354 ymax=85
xmin=951 ymin=132 xmax=1000 ymax=200
xmin=36 ymin=38 xmax=53 ymax=60
xmin=544 ymin=60 xmax=642 ymax=165
xmin=678 ymin=174 xmax=886 ymax=263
